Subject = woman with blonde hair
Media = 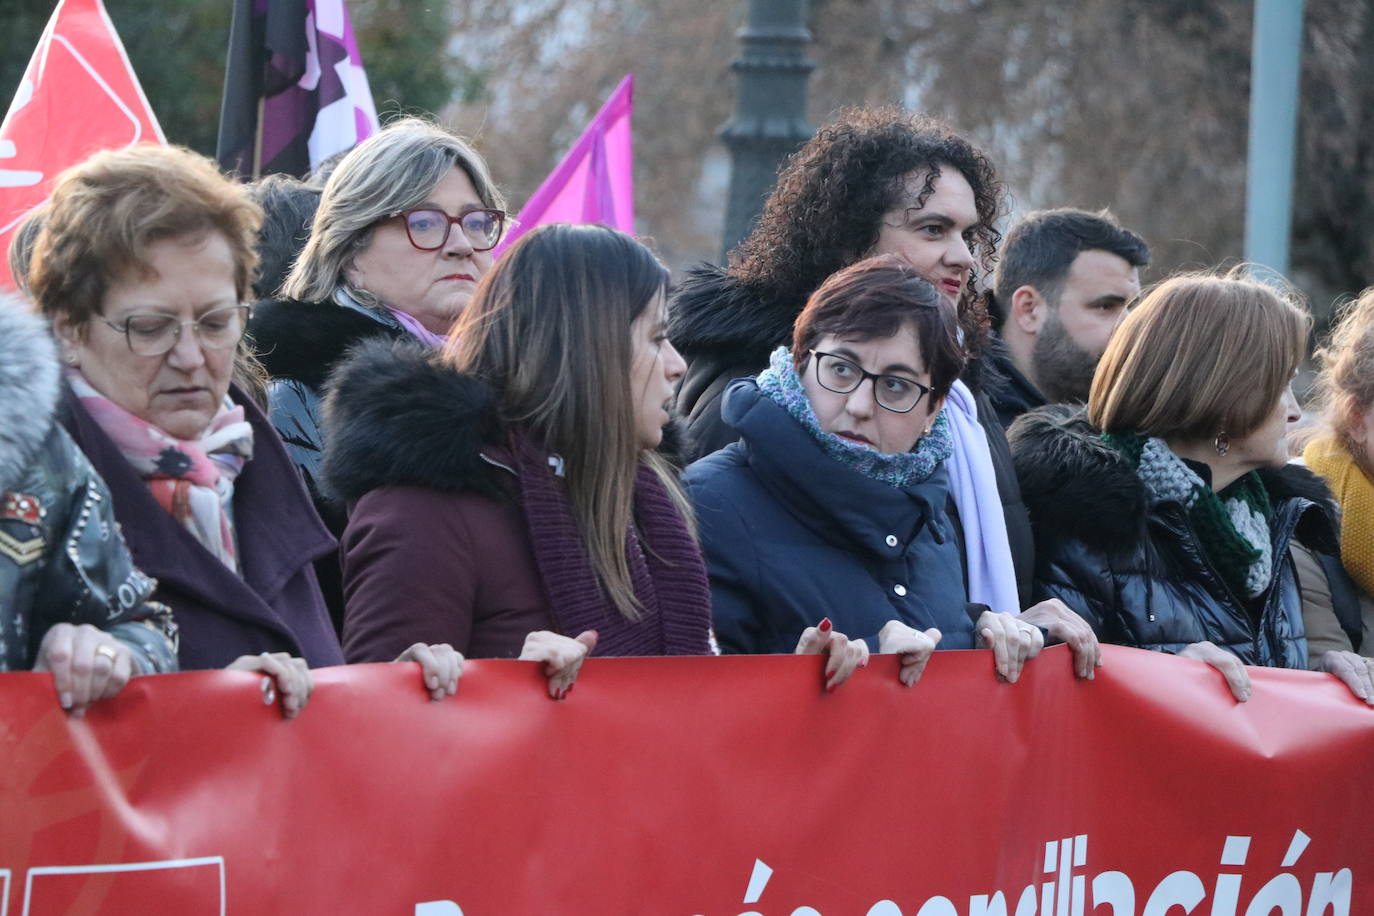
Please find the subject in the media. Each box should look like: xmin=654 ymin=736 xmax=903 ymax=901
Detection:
xmin=325 ymin=223 xmax=868 ymax=695
xmin=249 ymin=117 xmax=505 ymax=627
xmin=1010 ymin=270 xmax=1365 ymax=702
xmin=1300 ymin=288 xmax=1374 ymax=669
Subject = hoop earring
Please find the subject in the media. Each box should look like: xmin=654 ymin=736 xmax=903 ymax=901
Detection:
xmin=1214 ymin=432 xmax=1230 ymax=457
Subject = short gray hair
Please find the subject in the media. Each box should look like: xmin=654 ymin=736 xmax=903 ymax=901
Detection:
xmin=281 ymin=117 xmax=504 ymax=305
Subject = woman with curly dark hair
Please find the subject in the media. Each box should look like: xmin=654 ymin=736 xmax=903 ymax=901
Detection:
xmin=671 ymin=106 xmax=1035 ymax=614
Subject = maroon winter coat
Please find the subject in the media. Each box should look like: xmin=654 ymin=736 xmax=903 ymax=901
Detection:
xmin=59 ymin=385 xmax=343 ymax=670
xmin=324 ymin=339 xmax=711 ymax=662
xmin=340 ymin=474 xmax=555 ymax=662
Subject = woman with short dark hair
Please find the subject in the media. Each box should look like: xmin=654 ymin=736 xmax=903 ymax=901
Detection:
xmin=685 ymin=256 xmax=1098 ymax=684
xmin=669 ymin=106 xmax=1034 ymax=620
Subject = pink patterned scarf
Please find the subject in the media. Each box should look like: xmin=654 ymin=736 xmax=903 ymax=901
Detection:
xmin=67 ymin=371 xmax=254 ymax=572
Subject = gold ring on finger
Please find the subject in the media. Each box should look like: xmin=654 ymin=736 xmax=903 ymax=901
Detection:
xmin=95 ymin=644 xmax=119 ymax=662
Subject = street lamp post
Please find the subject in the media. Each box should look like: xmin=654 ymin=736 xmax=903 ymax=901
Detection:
xmin=717 ymin=0 xmax=815 ymax=262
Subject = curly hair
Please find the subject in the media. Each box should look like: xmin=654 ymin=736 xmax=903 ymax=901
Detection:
xmin=1307 ymin=288 xmax=1374 ymax=461
xmin=728 ymin=107 xmax=1005 ymax=351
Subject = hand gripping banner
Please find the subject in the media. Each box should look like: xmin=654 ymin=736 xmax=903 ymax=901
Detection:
xmin=1 ymin=645 xmax=1371 ymax=914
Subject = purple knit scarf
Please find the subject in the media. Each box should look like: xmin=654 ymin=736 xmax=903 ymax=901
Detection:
xmin=510 ymin=433 xmax=713 ymax=656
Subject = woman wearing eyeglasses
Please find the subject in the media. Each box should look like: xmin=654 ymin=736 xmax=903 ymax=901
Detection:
xmin=28 ymin=144 xmax=461 ymax=710
xmin=684 ymin=256 xmax=1095 ymax=684
xmin=247 ymin=117 xmax=506 ymax=629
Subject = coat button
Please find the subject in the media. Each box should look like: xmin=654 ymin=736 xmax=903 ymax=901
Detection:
xmin=885 ymin=535 xmax=898 ymax=547
xmin=893 ymin=584 xmax=907 ymax=597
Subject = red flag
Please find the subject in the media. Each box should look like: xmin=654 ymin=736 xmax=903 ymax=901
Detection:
xmin=0 ymin=0 xmax=165 ymax=291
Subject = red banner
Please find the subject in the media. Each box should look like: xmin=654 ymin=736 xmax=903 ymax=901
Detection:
xmin=1 ymin=645 xmax=1370 ymax=914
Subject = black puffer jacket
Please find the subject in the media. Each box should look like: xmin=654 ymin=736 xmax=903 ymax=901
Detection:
xmin=1008 ymin=406 xmax=1341 ymax=668
xmin=247 ymin=293 xmax=406 ymax=631
xmin=668 ymin=262 xmax=1036 ymax=605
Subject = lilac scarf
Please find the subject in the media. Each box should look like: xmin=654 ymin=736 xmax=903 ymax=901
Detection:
xmin=942 ymin=380 xmax=1019 ymax=614
xmin=383 ymin=306 xmax=448 ymax=348
xmin=510 ymin=433 xmax=714 ymax=656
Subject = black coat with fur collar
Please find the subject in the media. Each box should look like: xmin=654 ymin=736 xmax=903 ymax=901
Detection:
xmin=1008 ymin=405 xmax=1341 ymax=667
xmin=248 ymin=295 xmax=408 ymax=632
xmin=248 ymin=296 xmax=408 ymax=521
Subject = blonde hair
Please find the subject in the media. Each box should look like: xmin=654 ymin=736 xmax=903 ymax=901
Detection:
xmin=282 ymin=117 xmax=503 ymax=306
xmin=1306 ymin=288 xmax=1374 ymax=458
xmin=29 ymin=144 xmax=261 ymax=329
xmin=447 ymin=224 xmax=686 ymax=621
xmin=1089 ymin=269 xmax=1310 ymax=440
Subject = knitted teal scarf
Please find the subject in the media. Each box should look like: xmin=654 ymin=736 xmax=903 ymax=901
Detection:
xmin=757 ymin=347 xmax=952 ymax=488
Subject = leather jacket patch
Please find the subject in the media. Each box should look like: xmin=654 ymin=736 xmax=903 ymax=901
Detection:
xmin=1 ymin=493 xmax=43 ymax=525
xmin=0 ymin=529 xmax=44 ymax=566
xmin=0 ymin=492 xmax=44 ymax=565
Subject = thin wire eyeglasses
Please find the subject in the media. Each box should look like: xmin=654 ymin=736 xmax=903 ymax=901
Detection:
xmin=100 ymin=304 xmax=251 ymax=357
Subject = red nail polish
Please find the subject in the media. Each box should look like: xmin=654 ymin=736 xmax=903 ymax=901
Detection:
xmin=818 ymin=617 xmax=833 ymax=632
xmin=826 ymin=682 xmax=837 ymax=694
xmin=566 ymin=683 xmax=575 ymax=696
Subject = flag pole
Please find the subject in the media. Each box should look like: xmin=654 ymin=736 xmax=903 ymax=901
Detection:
xmin=252 ymin=97 xmax=265 ymax=180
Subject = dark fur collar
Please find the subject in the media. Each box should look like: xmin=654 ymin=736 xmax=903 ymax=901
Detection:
xmin=320 ymin=338 xmax=507 ymax=505
xmin=1009 ymin=404 xmax=1339 ymax=550
xmin=248 ymin=296 xmax=405 ymax=391
xmin=321 ymin=337 xmax=695 ymax=503
xmin=666 ymin=263 xmax=801 ymax=364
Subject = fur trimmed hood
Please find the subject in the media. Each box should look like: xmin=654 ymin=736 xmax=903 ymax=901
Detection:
xmin=0 ymin=294 xmax=60 ymax=492
xmin=666 ymin=263 xmax=800 ymax=365
xmin=321 ymin=337 xmax=694 ymax=506
xmin=1008 ymin=404 xmax=1339 ymax=552
xmin=320 ymin=337 xmax=507 ymax=505
xmin=248 ymin=295 xmax=405 ymax=392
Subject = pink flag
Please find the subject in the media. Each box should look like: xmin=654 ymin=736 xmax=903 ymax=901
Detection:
xmin=0 ymin=0 xmax=165 ymax=291
xmin=497 ymin=74 xmax=635 ymax=253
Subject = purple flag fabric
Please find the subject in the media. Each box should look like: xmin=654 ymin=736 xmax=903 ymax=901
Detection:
xmin=496 ymin=74 xmax=635 ymax=253
xmin=217 ymin=0 xmax=379 ymax=179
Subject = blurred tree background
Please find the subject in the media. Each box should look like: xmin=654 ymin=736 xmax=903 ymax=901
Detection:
xmin=4 ymin=0 xmax=1372 ymax=327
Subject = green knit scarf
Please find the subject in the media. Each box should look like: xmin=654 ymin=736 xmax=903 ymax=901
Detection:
xmin=1103 ymin=431 xmax=1275 ymax=599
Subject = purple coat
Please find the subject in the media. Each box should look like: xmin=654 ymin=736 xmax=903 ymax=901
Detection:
xmin=59 ymin=385 xmax=344 ymax=670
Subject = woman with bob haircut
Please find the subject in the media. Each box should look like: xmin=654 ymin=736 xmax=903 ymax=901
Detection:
xmin=1010 ymin=269 xmax=1361 ymax=701
xmin=249 ymin=118 xmax=505 ymax=625
xmin=325 ymin=224 xmax=868 ymax=695
xmin=1297 ymin=289 xmax=1374 ymax=682
xmin=29 ymin=144 xmax=461 ymax=715
xmin=669 ymin=106 xmax=1033 ymax=620
xmin=685 ymin=256 xmax=1100 ymax=685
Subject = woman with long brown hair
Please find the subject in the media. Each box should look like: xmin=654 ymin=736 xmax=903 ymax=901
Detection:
xmin=325 ymin=223 xmax=869 ymax=694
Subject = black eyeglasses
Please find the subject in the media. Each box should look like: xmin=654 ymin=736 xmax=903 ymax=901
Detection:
xmin=101 ymin=305 xmax=252 ymax=357
xmin=387 ymin=207 xmax=506 ymax=252
xmin=809 ymin=349 xmax=932 ymax=413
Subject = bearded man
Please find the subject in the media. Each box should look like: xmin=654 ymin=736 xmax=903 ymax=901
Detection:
xmin=988 ymin=208 xmax=1149 ymax=428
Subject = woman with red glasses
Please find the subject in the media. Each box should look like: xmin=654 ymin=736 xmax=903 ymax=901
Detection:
xmin=248 ymin=117 xmax=507 ymax=630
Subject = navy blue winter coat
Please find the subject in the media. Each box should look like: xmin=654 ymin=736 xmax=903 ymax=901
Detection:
xmin=683 ymin=379 xmax=974 ymax=654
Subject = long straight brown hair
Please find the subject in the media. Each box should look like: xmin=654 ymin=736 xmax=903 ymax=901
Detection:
xmin=446 ymin=223 xmax=673 ymax=620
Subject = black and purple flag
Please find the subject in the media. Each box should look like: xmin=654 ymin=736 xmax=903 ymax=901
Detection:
xmin=216 ymin=0 xmax=379 ymax=179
